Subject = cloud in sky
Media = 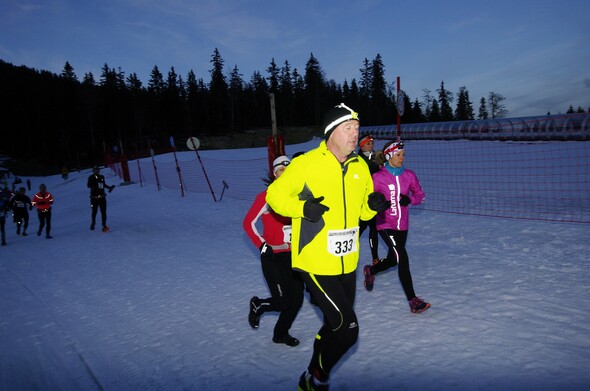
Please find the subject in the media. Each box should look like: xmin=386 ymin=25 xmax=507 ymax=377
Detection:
xmin=1 ymin=0 xmax=588 ymax=117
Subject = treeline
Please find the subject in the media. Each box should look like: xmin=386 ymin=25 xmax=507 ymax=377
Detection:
xmin=0 ymin=48 xmax=544 ymax=170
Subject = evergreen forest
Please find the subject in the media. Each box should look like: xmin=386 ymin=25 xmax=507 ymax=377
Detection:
xmin=2 ymin=48 xmax=583 ymax=174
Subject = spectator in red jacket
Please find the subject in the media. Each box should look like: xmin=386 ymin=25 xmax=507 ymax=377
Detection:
xmin=31 ymin=183 xmax=54 ymax=239
xmin=242 ymin=155 xmax=304 ymax=347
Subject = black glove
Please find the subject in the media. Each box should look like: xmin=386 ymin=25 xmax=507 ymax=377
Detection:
xmin=29 ymin=205 xmax=33 ymax=211
xmin=108 ymin=185 xmax=114 ymax=193
xmin=368 ymin=192 xmax=390 ymax=212
xmin=303 ymin=196 xmax=329 ymax=222
xmin=399 ymin=194 xmax=411 ymax=206
xmin=259 ymin=242 xmax=274 ymax=261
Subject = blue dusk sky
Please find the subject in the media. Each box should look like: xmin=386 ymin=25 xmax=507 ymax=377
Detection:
xmin=1 ymin=0 xmax=589 ymax=118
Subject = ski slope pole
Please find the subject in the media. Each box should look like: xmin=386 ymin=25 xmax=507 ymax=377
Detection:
xmin=170 ymin=137 xmax=185 ymax=197
xmin=187 ymin=137 xmax=216 ymax=202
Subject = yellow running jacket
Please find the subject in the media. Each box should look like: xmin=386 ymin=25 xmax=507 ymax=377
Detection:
xmin=266 ymin=141 xmax=376 ymax=276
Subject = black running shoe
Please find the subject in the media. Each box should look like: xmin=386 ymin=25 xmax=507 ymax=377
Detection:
xmin=272 ymin=334 xmax=300 ymax=347
xmin=363 ymin=265 xmax=375 ymax=291
xmin=298 ymin=370 xmax=329 ymax=391
xmin=298 ymin=371 xmax=310 ymax=391
xmin=409 ymin=297 xmax=431 ymax=314
xmin=248 ymin=296 xmax=261 ymax=329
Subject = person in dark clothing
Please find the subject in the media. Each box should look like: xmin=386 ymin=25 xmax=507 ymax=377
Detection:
xmin=31 ymin=184 xmax=53 ymax=239
xmin=243 ymin=155 xmax=304 ymax=347
xmin=0 ymin=186 xmax=12 ymax=245
xmin=87 ymin=166 xmax=115 ymax=232
xmin=10 ymin=187 xmax=32 ymax=236
xmin=358 ymin=135 xmax=386 ymax=265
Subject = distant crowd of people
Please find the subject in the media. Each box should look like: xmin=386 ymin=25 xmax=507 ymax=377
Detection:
xmin=0 ymin=166 xmax=115 ymax=246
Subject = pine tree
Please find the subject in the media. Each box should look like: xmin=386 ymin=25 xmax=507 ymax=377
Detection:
xmin=411 ymin=98 xmax=424 ymax=123
xmin=430 ymin=99 xmax=441 ymax=122
xmin=61 ymin=62 xmax=77 ymax=82
xmin=291 ymin=68 xmax=305 ymax=126
xmin=422 ymin=89 xmax=433 ymax=120
xmin=186 ymin=70 xmax=209 ymax=134
xmin=304 ymin=53 xmax=326 ymax=126
xmin=229 ymin=65 xmax=244 ymax=132
xmin=455 ymin=86 xmax=474 ymax=120
xmin=208 ymin=48 xmax=229 ymax=134
xmin=438 ymin=81 xmax=454 ymax=121
xmin=147 ymin=66 xmax=164 ymax=95
xmin=358 ymin=58 xmax=372 ymax=121
xmin=266 ymin=58 xmax=279 ymax=94
xmin=278 ymin=60 xmax=294 ymax=126
xmin=478 ymin=97 xmax=488 ymax=120
xmin=370 ymin=54 xmax=389 ymax=125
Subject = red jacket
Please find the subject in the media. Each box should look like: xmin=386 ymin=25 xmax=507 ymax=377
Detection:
xmin=32 ymin=191 xmax=54 ymax=212
xmin=243 ymin=190 xmax=291 ymax=253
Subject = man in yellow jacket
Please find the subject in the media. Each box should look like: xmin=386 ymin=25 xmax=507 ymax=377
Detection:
xmin=266 ymin=103 xmax=390 ymax=391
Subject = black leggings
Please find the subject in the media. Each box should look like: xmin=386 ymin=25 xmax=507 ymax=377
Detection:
xmin=301 ymin=271 xmax=358 ymax=382
xmin=359 ymin=217 xmax=379 ymax=260
xmin=259 ymin=251 xmax=304 ymax=339
xmin=13 ymin=211 xmax=29 ymax=231
xmin=37 ymin=210 xmax=51 ymax=235
xmin=371 ymin=229 xmax=416 ymax=301
xmin=91 ymin=197 xmax=107 ymax=227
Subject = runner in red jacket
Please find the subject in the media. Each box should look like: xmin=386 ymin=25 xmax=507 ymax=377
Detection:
xmin=242 ymin=155 xmax=303 ymax=347
xmin=31 ymin=183 xmax=54 ymax=238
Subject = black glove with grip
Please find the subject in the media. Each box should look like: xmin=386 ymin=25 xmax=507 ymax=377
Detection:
xmin=108 ymin=185 xmax=115 ymax=193
xmin=259 ymin=242 xmax=274 ymax=262
xmin=303 ymin=196 xmax=330 ymax=222
xmin=399 ymin=194 xmax=411 ymax=206
xmin=368 ymin=192 xmax=390 ymax=212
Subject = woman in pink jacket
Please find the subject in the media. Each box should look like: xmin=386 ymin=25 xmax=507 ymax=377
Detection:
xmin=363 ymin=141 xmax=430 ymax=313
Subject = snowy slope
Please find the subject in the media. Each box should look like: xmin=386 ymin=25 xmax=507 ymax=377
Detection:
xmin=1 ymin=140 xmax=589 ymax=391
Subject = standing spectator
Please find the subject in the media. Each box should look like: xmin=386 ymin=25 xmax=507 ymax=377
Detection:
xmin=243 ymin=155 xmax=304 ymax=347
xmin=357 ymin=134 xmax=386 ymax=265
xmin=26 ymin=179 xmax=31 ymax=191
xmin=0 ymin=186 xmax=12 ymax=245
xmin=87 ymin=166 xmax=115 ymax=232
xmin=363 ymin=140 xmax=431 ymax=314
xmin=61 ymin=166 xmax=69 ymax=181
xmin=10 ymin=187 xmax=32 ymax=236
xmin=12 ymin=176 xmax=22 ymax=192
xmin=31 ymin=183 xmax=53 ymax=239
xmin=266 ymin=103 xmax=390 ymax=391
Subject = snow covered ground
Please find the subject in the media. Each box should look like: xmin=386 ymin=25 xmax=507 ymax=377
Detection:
xmin=1 ymin=139 xmax=589 ymax=390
